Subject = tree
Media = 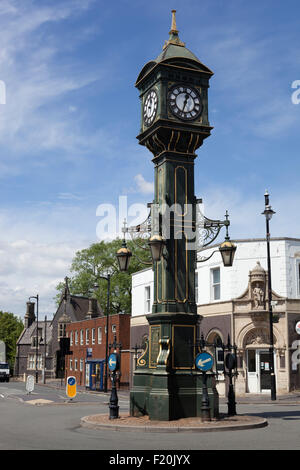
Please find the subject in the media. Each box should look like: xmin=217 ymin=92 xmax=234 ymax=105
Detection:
xmin=0 ymin=311 xmax=24 ymax=369
xmin=56 ymin=238 xmax=151 ymax=315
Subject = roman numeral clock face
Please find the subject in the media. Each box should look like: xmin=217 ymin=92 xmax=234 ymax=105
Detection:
xmin=168 ymin=85 xmax=203 ymax=121
xmin=143 ymin=90 xmax=158 ymax=127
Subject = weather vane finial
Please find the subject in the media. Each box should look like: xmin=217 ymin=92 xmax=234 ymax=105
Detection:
xmin=170 ymin=9 xmax=178 ymax=33
xmin=163 ymin=10 xmax=185 ymax=50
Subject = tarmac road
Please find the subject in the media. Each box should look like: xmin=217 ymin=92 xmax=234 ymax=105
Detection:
xmin=1 ymin=381 xmax=300 ymax=452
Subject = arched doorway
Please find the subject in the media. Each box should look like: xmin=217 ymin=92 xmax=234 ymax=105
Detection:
xmin=243 ymin=327 xmax=277 ymax=394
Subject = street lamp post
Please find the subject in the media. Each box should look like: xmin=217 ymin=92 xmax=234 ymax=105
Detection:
xmin=262 ymin=190 xmax=276 ymax=401
xmin=43 ymin=315 xmax=47 ymax=384
xmin=95 ymin=274 xmax=111 ymax=393
xmin=29 ymin=294 xmax=39 ymax=384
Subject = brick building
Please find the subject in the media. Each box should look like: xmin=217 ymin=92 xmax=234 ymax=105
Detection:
xmin=65 ymin=313 xmax=131 ymax=390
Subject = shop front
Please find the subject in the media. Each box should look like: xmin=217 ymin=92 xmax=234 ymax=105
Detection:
xmin=85 ymin=359 xmax=105 ymax=391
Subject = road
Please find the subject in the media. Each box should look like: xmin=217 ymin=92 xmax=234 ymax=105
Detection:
xmin=0 ymin=381 xmax=300 ymax=452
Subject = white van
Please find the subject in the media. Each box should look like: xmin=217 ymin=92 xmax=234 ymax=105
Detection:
xmin=0 ymin=362 xmax=10 ymax=382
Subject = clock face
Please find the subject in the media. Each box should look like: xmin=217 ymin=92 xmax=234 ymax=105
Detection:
xmin=143 ymin=90 xmax=158 ymax=126
xmin=168 ymin=85 xmax=202 ymax=121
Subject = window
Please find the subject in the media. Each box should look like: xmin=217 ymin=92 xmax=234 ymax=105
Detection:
xmin=80 ymin=359 xmax=83 ymax=372
xmin=75 ymin=331 xmax=78 ymax=345
xmin=70 ymin=359 xmax=73 ymax=370
xmin=70 ymin=331 xmax=73 ymax=346
xmin=98 ymin=327 xmax=102 ymax=344
xmin=86 ymin=329 xmax=89 ymax=345
xmin=80 ymin=329 xmax=84 ymax=345
xmin=37 ymin=355 xmax=43 ymax=370
xmin=31 ymin=328 xmax=43 ymax=348
xmin=92 ymin=328 xmax=95 ymax=345
xmin=28 ymin=354 xmax=42 ymax=369
xmin=195 ymin=272 xmax=198 ymax=304
xmin=145 ymin=286 xmax=151 ymax=313
xmin=112 ymin=324 xmax=116 ymax=333
xmin=28 ymin=354 xmax=35 ymax=369
xmin=58 ymin=323 xmax=66 ymax=339
xmin=74 ymin=359 xmax=78 ymax=371
xmin=211 ymin=267 xmax=221 ymax=300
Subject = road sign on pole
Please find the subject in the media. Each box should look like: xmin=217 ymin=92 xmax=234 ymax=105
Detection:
xmin=195 ymin=352 xmax=214 ymax=372
xmin=26 ymin=375 xmax=35 ymax=394
xmin=66 ymin=376 xmax=77 ymax=400
xmin=108 ymin=353 xmax=119 ymax=372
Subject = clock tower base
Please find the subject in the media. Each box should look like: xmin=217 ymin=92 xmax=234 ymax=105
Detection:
xmin=130 ymin=313 xmax=219 ymax=421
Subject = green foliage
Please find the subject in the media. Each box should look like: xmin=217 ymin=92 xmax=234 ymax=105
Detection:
xmin=0 ymin=311 xmax=24 ymax=369
xmin=55 ymin=238 xmax=151 ymax=314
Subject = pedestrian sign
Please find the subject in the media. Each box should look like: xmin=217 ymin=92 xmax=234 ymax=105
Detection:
xmin=66 ymin=376 xmax=77 ymax=399
xmin=195 ymin=352 xmax=214 ymax=372
xmin=108 ymin=353 xmax=119 ymax=372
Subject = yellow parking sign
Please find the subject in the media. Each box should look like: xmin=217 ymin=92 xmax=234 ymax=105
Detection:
xmin=66 ymin=376 xmax=77 ymax=399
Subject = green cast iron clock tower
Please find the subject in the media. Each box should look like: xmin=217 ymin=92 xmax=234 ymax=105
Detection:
xmin=130 ymin=10 xmax=219 ymax=421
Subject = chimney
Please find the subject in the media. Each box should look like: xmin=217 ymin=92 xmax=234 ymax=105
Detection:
xmin=24 ymin=301 xmax=35 ymax=329
xmin=86 ymin=297 xmax=98 ymax=319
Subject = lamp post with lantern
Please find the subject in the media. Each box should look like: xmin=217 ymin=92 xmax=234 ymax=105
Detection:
xmin=262 ymin=190 xmax=277 ymax=401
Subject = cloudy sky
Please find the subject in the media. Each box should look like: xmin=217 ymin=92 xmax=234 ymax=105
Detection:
xmin=0 ymin=0 xmax=300 ymax=319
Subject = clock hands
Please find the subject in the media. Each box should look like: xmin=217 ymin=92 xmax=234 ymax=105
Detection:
xmin=182 ymin=93 xmax=190 ymax=112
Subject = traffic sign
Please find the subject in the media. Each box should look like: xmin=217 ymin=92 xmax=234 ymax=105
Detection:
xmin=108 ymin=353 xmax=119 ymax=372
xmin=66 ymin=376 xmax=77 ymax=399
xmin=296 ymin=321 xmax=300 ymax=335
xmin=26 ymin=375 xmax=35 ymax=394
xmin=195 ymin=352 xmax=214 ymax=372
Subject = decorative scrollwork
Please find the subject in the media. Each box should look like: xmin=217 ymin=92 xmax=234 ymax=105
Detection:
xmin=196 ymin=203 xmax=229 ymax=249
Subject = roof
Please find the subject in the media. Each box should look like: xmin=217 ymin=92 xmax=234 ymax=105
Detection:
xmin=17 ymin=321 xmax=52 ymax=346
xmin=136 ymin=11 xmax=213 ymax=86
xmin=53 ymin=294 xmax=103 ymax=325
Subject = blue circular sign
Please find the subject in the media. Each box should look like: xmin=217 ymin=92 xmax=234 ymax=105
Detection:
xmin=67 ymin=376 xmax=76 ymax=386
xmin=195 ymin=352 xmax=214 ymax=372
xmin=108 ymin=353 xmax=119 ymax=371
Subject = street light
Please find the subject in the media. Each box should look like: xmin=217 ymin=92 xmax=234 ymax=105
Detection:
xmin=94 ymin=273 xmax=111 ymax=393
xmin=29 ymin=294 xmax=39 ymax=384
xmin=148 ymin=234 xmax=165 ymax=263
xmin=218 ymin=219 xmax=237 ymax=267
xmin=43 ymin=315 xmax=47 ymax=384
xmin=262 ymin=190 xmax=276 ymax=401
xmin=197 ymin=212 xmax=236 ymax=267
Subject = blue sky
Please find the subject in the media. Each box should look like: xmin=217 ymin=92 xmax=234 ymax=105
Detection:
xmin=0 ymin=0 xmax=300 ymax=318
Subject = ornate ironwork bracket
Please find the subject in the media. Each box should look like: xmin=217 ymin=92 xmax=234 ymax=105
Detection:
xmin=196 ymin=201 xmax=231 ymax=262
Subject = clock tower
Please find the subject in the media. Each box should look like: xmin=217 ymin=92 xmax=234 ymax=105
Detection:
xmin=130 ymin=11 xmax=219 ymax=421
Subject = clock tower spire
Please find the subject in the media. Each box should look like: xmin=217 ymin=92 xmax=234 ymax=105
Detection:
xmin=163 ymin=9 xmax=185 ymax=49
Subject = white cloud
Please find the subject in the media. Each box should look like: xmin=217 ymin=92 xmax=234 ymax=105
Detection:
xmin=134 ymin=174 xmax=154 ymax=195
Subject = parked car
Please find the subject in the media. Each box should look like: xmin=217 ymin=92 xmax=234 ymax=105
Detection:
xmin=0 ymin=362 xmax=10 ymax=382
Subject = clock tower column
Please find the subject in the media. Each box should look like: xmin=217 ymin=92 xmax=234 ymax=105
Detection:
xmin=130 ymin=11 xmax=219 ymax=421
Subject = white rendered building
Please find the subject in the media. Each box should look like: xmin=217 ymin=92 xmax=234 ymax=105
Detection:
xmin=131 ymin=238 xmax=300 ymax=395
